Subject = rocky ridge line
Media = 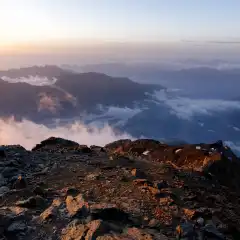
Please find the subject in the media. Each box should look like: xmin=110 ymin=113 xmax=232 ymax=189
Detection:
xmin=0 ymin=137 xmax=239 ymax=239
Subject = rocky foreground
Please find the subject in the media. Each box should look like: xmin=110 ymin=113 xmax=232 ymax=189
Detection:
xmin=0 ymin=138 xmax=239 ymax=239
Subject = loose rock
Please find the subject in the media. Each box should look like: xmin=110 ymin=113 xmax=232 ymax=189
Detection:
xmin=16 ymin=196 xmax=47 ymax=209
xmin=66 ymin=194 xmax=89 ymax=217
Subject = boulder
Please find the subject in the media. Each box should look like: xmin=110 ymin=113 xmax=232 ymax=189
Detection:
xmin=127 ymin=227 xmax=168 ymax=240
xmin=16 ymin=196 xmax=47 ymax=209
xmin=131 ymin=169 xmax=146 ymax=178
xmin=1 ymin=167 xmax=19 ymax=178
xmin=61 ymin=219 xmax=88 ymax=240
xmin=0 ymin=186 xmax=10 ymax=196
xmin=7 ymin=221 xmax=27 ymax=233
xmin=85 ymin=173 xmax=100 ymax=181
xmin=66 ymin=194 xmax=89 ymax=217
xmin=40 ymin=198 xmax=63 ymax=222
xmin=12 ymin=175 xmax=27 ymax=189
xmin=0 ymin=147 xmax=6 ymax=158
xmin=85 ymin=220 xmax=108 ymax=240
xmin=32 ymin=137 xmax=79 ymax=152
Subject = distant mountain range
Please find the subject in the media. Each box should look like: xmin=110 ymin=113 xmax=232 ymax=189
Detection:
xmin=72 ymin=63 xmax=240 ymax=99
xmin=0 ymin=65 xmax=163 ymax=122
xmin=0 ymin=65 xmax=240 ymax=154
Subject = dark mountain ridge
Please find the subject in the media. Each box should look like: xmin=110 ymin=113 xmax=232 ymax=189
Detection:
xmin=0 ymin=66 xmax=163 ymax=122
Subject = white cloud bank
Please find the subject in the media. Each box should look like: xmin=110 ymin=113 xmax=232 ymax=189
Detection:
xmin=153 ymin=90 xmax=240 ymax=120
xmin=224 ymin=141 xmax=240 ymax=154
xmin=1 ymin=76 xmax=57 ymax=86
xmin=97 ymin=105 xmax=142 ymax=126
xmin=0 ymin=117 xmax=134 ymax=150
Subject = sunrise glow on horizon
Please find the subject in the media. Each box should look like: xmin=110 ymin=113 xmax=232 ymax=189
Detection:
xmin=0 ymin=0 xmax=240 ymax=52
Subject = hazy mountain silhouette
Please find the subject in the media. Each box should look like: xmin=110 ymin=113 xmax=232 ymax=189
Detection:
xmin=1 ymin=65 xmax=240 ymax=154
xmin=79 ymin=63 xmax=240 ymax=99
xmin=0 ymin=66 xmax=163 ymax=122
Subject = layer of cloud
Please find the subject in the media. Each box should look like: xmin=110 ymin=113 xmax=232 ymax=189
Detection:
xmin=224 ymin=141 xmax=240 ymax=154
xmin=98 ymin=105 xmax=142 ymax=126
xmin=0 ymin=117 xmax=134 ymax=150
xmin=153 ymin=90 xmax=240 ymax=120
xmin=1 ymin=75 xmax=57 ymax=86
xmin=79 ymin=105 xmax=142 ymax=127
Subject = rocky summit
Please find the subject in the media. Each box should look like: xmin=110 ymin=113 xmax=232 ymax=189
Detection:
xmin=0 ymin=138 xmax=239 ymax=239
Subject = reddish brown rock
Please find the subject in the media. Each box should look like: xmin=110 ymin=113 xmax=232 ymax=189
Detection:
xmin=66 ymin=194 xmax=89 ymax=217
xmin=61 ymin=220 xmax=88 ymax=240
xmin=85 ymin=220 xmax=108 ymax=240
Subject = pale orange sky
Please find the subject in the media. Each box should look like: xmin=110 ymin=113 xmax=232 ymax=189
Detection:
xmin=1 ymin=0 xmax=240 ymax=52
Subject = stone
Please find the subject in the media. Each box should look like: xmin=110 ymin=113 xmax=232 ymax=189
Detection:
xmin=32 ymin=137 xmax=79 ymax=151
xmin=90 ymin=145 xmax=105 ymax=152
xmin=38 ymin=164 xmax=45 ymax=169
xmin=127 ymin=227 xmax=168 ymax=240
xmin=77 ymin=145 xmax=92 ymax=154
xmin=33 ymin=186 xmax=46 ymax=196
xmin=183 ymin=208 xmax=197 ymax=220
xmin=85 ymin=173 xmax=100 ymax=181
xmin=131 ymin=169 xmax=145 ymax=178
xmin=40 ymin=198 xmax=63 ymax=221
xmin=12 ymin=175 xmax=27 ymax=189
xmin=16 ymin=196 xmax=47 ymax=209
xmin=154 ymin=180 xmax=168 ymax=190
xmin=7 ymin=221 xmax=27 ymax=233
xmin=1 ymin=167 xmax=19 ymax=178
xmin=66 ymin=194 xmax=89 ymax=217
xmin=159 ymin=196 xmax=174 ymax=206
xmin=41 ymin=167 xmax=49 ymax=174
xmin=0 ymin=174 xmax=6 ymax=187
xmin=5 ymin=160 xmax=21 ymax=167
xmin=196 ymin=217 xmax=204 ymax=226
xmin=61 ymin=219 xmax=88 ymax=240
xmin=202 ymin=223 xmax=225 ymax=239
xmin=147 ymin=186 xmax=160 ymax=196
xmin=148 ymin=218 xmax=161 ymax=228
xmin=66 ymin=187 xmax=80 ymax=197
xmin=0 ymin=186 xmax=10 ymax=196
xmin=40 ymin=206 xmax=57 ymax=221
xmin=176 ymin=222 xmax=195 ymax=238
xmin=85 ymin=220 xmax=108 ymax=240
xmin=133 ymin=179 xmax=152 ymax=186
xmin=0 ymin=147 xmax=6 ymax=158
xmin=8 ymin=207 xmax=27 ymax=215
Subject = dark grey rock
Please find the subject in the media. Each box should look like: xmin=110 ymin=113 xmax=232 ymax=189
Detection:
xmin=66 ymin=194 xmax=89 ymax=217
xmin=16 ymin=196 xmax=47 ymax=209
xmin=203 ymin=224 xmax=225 ymax=239
xmin=154 ymin=180 xmax=168 ymax=190
xmin=0 ymin=147 xmax=6 ymax=158
xmin=2 ymin=167 xmax=19 ymax=178
xmin=0 ymin=186 xmax=10 ymax=196
xmin=7 ymin=221 xmax=27 ymax=233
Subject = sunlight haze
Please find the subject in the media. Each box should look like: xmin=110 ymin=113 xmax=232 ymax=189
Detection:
xmin=1 ymin=0 xmax=240 ymax=50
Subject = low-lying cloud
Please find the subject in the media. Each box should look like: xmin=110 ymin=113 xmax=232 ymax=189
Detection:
xmin=224 ymin=141 xmax=240 ymax=154
xmin=1 ymin=76 xmax=57 ymax=86
xmin=153 ymin=90 xmax=240 ymax=120
xmin=0 ymin=117 xmax=134 ymax=150
xmin=97 ymin=105 xmax=142 ymax=126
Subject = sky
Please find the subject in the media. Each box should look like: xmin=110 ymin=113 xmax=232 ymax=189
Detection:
xmin=0 ymin=0 xmax=240 ymax=49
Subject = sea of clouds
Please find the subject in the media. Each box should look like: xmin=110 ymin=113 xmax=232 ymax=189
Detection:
xmin=153 ymin=89 xmax=240 ymax=120
xmin=0 ymin=117 xmax=134 ymax=150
